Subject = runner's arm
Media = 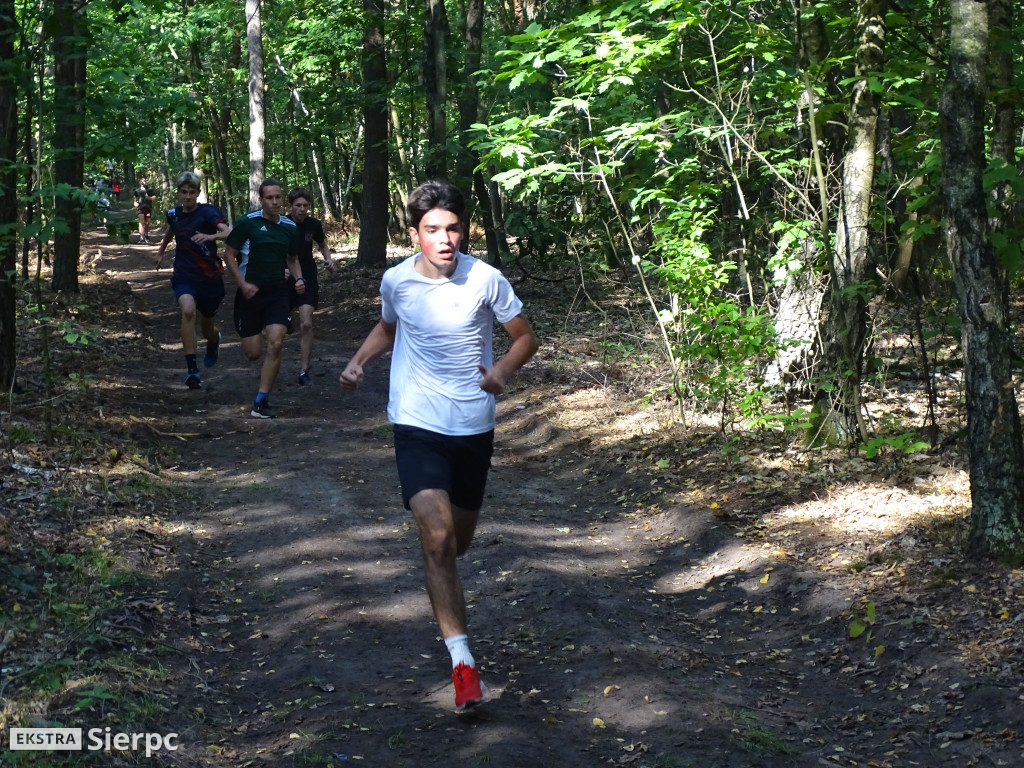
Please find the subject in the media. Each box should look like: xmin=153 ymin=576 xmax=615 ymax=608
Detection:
xmin=288 ymin=252 xmax=306 ymax=295
xmin=223 ymin=243 xmax=258 ymax=299
xmin=339 ymin=320 xmax=397 ymax=391
xmin=477 ymin=313 xmax=539 ymax=395
xmin=154 ymin=228 xmax=174 ymax=268
xmin=192 ymin=221 xmax=230 ymax=244
xmin=318 ymin=238 xmax=336 ymax=272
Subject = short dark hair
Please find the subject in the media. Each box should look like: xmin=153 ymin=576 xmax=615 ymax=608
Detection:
xmin=259 ymin=178 xmax=283 ymax=198
xmin=407 ymin=180 xmax=465 ymax=229
xmin=175 ymin=171 xmax=202 ymax=190
xmin=288 ymin=187 xmax=312 ymax=205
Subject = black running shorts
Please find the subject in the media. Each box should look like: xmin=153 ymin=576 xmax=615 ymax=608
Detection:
xmin=393 ymin=424 xmax=494 ymax=511
xmin=233 ymin=284 xmax=291 ymax=338
xmin=289 ymin=276 xmax=320 ymax=310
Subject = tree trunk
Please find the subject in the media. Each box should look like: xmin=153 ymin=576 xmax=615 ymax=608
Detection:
xmin=764 ymin=0 xmax=832 ymax=394
xmin=20 ymin=75 xmax=34 ymax=280
xmin=424 ymin=0 xmax=448 ymax=179
xmin=311 ymin=137 xmax=341 ymax=220
xmin=342 ymin=123 xmax=363 ymax=213
xmin=941 ymin=0 xmax=1024 ymax=560
xmin=274 ymin=54 xmax=339 ymax=220
xmin=211 ymin=30 xmax=240 ymax=218
xmin=245 ymin=0 xmax=265 ymax=209
xmin=51 ymin=0 xmax=86 ymax=293
xmin=455 ymin=0 xmax=502 ymax=263
xmin=763 ymin=242 xmax=825 ymax=390
xmin=890 ymin=17 xmax=944 ymax=293
xmin=355 ymin=0 xmax=389 ymax=269
xmin=814 ymin=0 xmax=886 ymax=446
xmin=0 ymin=0 xmax=17 ymax=390
xmin=987 ymin=0 xmax=1013 ymax=231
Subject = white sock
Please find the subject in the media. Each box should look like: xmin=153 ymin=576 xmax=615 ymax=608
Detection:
xmin=444 ymin=634 xmax=475 ymax=669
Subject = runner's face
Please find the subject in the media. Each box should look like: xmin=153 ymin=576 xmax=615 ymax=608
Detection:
xmin=410 ymin=208 xmax=462 ymax=278
xmin=178 ymin=185 xmax=200 ymax=212
xmin=260 ymin=186 xmax=283 ymax=218
xmin=289 ymin=197 xmax=310 ymax=222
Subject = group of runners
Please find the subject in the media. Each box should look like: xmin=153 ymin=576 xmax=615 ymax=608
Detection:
xmin=150 ymin=173 xmax=539 ymax=711
xmin=151 ymin=174 xmax=334 ymax=414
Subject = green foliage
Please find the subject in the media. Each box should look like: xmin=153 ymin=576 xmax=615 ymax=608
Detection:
xmin=848 ymin=601 xmax=876 ymax=641
xmin=644 ymin=200 xmax=780 ymax=422
xmin=860 ymin=414 xmax=930 ymax=458
xmin=474 ymin=3 xmax=790 ymax=423
xmin=738 ymin=726 xmax=799 ymax=756
xmin=748 ymin=408 xmax=814 ymax=433
xmin=5 ymin=424 xmax=36 ymax=445
xmin=75 ymin=684 xmax=117 ymax=712
xmin=22 ymin=300 xmax=97 ymax=348
xmin=862 ymin=432 xmax=930 ymax=459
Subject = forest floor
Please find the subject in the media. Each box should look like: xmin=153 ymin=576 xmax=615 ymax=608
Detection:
xmin=2 ymin=206 xmax=1024 ymax=768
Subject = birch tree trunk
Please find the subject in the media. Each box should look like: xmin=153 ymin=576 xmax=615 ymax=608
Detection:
xmin=813 ymin=0 xmax=886 ymax=446
xmin=245 ymin=0 xmax=265 ymax=209
xmin=940 ymin=0 xmax=1024 ymax=560
xmin=764 ymin=0 xmax=831 ymax=392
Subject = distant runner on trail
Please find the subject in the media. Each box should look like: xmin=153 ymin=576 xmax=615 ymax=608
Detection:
xmin=286 ymin=187 xmax=336 ymax=387
xmin=223 ymin=178 xmax=305 ymax=420
xmin=339 ymin=180 xmax=539 ymax=711
xmin=133 ymin=177 xmax=158 ymax=244
xmin=154 ymin=171 xmax=230 ymax=390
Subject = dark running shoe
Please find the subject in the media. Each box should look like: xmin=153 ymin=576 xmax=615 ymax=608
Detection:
xmin=185 ymin=372 xmax=201 ymax=390
xmin=298 ymin=370 xmax=312 ymax=387
xmin=250 ymin=400 xmax=276 ymax=419
xmin=204 ymin=331 xmax=221 ymax=368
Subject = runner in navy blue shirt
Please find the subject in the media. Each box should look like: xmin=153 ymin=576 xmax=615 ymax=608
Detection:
xmin=154 ymin=171 xmax=230 ymax=389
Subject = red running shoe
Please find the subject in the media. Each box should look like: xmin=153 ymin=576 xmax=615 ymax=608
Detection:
xmin=452 ymin=663 xmax=486 ymax=711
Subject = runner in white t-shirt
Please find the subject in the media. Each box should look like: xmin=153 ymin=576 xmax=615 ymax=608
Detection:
xmin=340 ymin=180 xmax=539 ymax=712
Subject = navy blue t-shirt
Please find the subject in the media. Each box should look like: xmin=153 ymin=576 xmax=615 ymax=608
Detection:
xmin=167 ymin=203 xmax=226 ymax=280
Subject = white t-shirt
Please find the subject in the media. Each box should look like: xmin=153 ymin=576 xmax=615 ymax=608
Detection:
xmin=381 ymin=252 xmax=524 ymax=435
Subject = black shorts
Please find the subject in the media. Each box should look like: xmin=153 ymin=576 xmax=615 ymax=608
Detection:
xmin=233 ymin=284 xmax=291 ymax=338
xmin=289 ymin=276 xmax=319 ymax=310
xmin=393 ymin=424 xmax=494 ymax=511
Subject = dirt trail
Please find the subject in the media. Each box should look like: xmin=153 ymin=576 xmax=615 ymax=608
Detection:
xmin=83 ymin=220 xmax=1024 ymax=768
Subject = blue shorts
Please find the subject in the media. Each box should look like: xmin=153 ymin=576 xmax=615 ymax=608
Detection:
xmin=171 ymin=271 xmax=225 ymax=318
xmin=393 ymin=424 xmax=494 ymax=511
xmin=233 ymin=284 xmax=291 ymax=338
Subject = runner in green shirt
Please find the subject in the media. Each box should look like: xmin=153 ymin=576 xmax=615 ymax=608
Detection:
xmin=223 ymin=179 xmax=305 ymax=419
